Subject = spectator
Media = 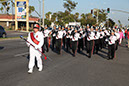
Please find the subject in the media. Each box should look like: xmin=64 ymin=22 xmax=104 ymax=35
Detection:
xmin=127 ymin=28 xmax=129 ymax=48
xmin=125 ymin=28 xmax=128 ymax=47
xmin=119 ymin=29 xmax=124 ymax=45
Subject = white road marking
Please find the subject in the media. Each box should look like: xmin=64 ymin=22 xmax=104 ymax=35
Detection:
xmin=15 ymin=52 xmax=52 ymax=61
xmin=15 ymin=52 xmax=29 ymax=57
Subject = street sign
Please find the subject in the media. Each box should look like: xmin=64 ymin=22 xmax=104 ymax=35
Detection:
xmin=17 ymin=1 xmax=26 ymax=20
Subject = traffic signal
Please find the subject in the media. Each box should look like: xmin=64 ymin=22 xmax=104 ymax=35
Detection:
xmin=107 ymin=8 xmax=110 ymax=13
xmin=24 ymin=4 xmax=26 ymax=9
xmin=91 ymin=9 xmax=93 ymax=14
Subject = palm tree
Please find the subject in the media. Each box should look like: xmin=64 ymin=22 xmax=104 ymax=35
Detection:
xmin=63 ymin=0 xmax=78 ymax=13
xmin=51 ymin=13 xmax=57 ymax=22
xmin=29 ymin=6 xmax=35 ymax=16
xmin=74 ymin=12 xmax=79 ymax=21
xmin=0 ymin=0 xmax=11 ymax=14
xmin=0 ymin=7 xmax=3 ymax=13
xmin=45 ymin=11 xmax=52 ymax=20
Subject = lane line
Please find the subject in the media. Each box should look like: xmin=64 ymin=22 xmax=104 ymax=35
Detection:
xmin=15 ymin=52 xmax=29 ymax=57
xmin=14 ymin=52 xmax=52 ymax=61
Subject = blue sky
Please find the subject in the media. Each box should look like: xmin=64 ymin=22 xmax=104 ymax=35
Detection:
xmin=1 ymin=0 xmax=129 ymax=26
xmin=30 ymin=0 xmax=129 ymax=26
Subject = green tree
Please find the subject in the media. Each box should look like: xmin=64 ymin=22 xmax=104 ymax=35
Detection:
xmin=63 ymin=0 xmax=78 ymax=13
xmin=94 ymin=9 xmax=107 ymax=25
xmin=74 ymin=12 xmax=79 ymax=22
xmin=0 ymin=7 xmax=3 ymax=13
xmin=29 ymin=6 xmax=35 ymax=16
xmin=79 ymin=13 xmax=96 ymax=26
xmin=105 ymin=18 xmax=115 ymax=28
xmin=118 ymin=20 xmax=122 ymax=28
xmin=45 ymin=11 xmax=52 ymax=20
xmin=51 ymin=13 xmax=57 ymax=23
xmin=0 ymin=0 xmax=11 ymax=14
xmin=44 ymin=19 xmax=51 ymax=26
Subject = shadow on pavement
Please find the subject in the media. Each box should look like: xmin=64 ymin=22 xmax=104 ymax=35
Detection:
xmin=77 ymin=51 xmax=89 ymax=58
xmin=97 ymin=53 xmax=108 ymax=59
xmin=0 ymin=46 xmax=4 ymax=50
xmin=99 ymin=49 xmax=108 ymax=54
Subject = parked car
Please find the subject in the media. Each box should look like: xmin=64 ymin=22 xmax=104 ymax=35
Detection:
xmin=0 ymin=26 xmax=7 ymax=38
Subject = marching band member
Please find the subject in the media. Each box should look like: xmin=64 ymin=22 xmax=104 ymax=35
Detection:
xmin=71 ymin=28 xmax=80 ymax=56
xmin=108 ymin=30 xmax=117 ymax=60
xmin=87 ymin=26 xmax=95 ymax=58
xmin=42 ymin=25 xmax=51 ymax=53
xmin=27 ymin=24 xmax=44 ymax=73
xmin=56 ymin=26 xmax=63 ymax=54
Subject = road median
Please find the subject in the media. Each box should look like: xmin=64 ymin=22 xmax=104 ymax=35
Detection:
xmin=0 ymin=36 xmax=27 ymax=41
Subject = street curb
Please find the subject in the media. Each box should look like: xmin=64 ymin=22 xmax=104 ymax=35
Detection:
xmin=0 ymin=37 xmax=27 ymax=41
xmin=0 ymin=38 xmax=21 ymax=41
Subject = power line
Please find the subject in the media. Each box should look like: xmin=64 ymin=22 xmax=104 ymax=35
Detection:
xmin=111 ymin=9 xmax=129 ymax=14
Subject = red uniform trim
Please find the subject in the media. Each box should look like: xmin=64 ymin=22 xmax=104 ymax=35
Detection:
xmin=30 ymin=32 xmax=39 ymax=45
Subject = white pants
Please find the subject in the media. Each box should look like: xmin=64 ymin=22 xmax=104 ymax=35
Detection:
xmin=28 ymin=46 xmax=42 ymax=69
xmin=119 ymin=38 xmax=122 ymax=44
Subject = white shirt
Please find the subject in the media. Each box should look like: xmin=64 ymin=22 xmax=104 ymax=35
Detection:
xmin=71 ymin=33 xmax=80 ymax=41
xmin=44 ymin=29 xmax=50 ymax=38
xmin=104 ymin=30 xmax=110 ymax=36
xmin=115 ymin=32 xmax=120 ymax=40
xmin=66 ymin=30 xmax=71 ymax=38
xmin=87 ymin=31 xmax=95 ymax=41
xmin=100 ymin=31 xmax=104 ymax=39
xmin=79 ymin=30 xmax=84 ymax=39
xmin=63 ymin=30 xmax=66 ymax=37
xmin=27 ymin=31 xmax=44 ymax=49
xmin=108 ymin=35 xmax=117 ymax=45
xmin=52 ymin=29 xmax=57 ymax=37
xmin=94 ymin=31 xmax=100 ymax=40
xmin=56 ymin=30 xmax=63 ymax=39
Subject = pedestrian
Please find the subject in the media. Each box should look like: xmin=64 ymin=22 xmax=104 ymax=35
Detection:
xmin=114 ymin=29 xmax=120 ymax=50
xmin=119 ymin=29 xmax=124 ymax=45
xmin=108 ymin=30 xmax=117 ymax=60
xmin=99 ymin=28 xmax=104 ymax=49
xmin=85 ymin=24 xmax=90 ymax=51
xmin=42 ymin=25 xmax=51 ymax=53
xmin=62 ymin=26 xmax=66 ymax=48
xmin=94 ymin=27 xmax=100 ymax=54
xmin=71 ymin=28 xmax=80 ymax=57
xmin=87 ymin=26 xmax=95 ymax=58
xmin=124 ymin=28 xmax=128 ymax=47
xmin=56 ymin=26 xmax=63 ymax=54
xmin=78 ymin=27 xmax=84 ymax=52
xmin=66 ymin=27 xmax=72 ymax=52
xmin=26 ymin=24 xmax=44 ymax=73
xmin=127 ymin=28 xmax=129 ymax=48
xmin=51 ymin=25 xmax=57 ymax=50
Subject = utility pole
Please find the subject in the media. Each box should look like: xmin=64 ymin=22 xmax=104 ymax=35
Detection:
xmin=15 ymin=0 xmax=18 ymax=31
xmin=26 ymin=0 xmax=29 ymax=32
xmin=97 ymin=10 xmax=99 ymax=25
xmin=37 ymin=0 xmax=41 ymax=25
xmin=11 ymin=0 xmax=13 ymax=30
xmin=93 ymin=8 xmax=99 ymax=25
xmin=42 ymin=0 xmax=44 ymax=27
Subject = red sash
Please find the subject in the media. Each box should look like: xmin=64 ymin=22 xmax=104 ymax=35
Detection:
xmin=30 ymin=32 xmax=39 ymax=45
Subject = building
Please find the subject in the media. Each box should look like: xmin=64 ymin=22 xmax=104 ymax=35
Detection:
xmin=0 ymin=14 xmax=40 ymax=30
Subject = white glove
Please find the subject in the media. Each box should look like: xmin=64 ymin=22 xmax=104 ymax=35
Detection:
xmin=35 ymin=45 xmax=40 ymax=49
xmin=26 ymin=42 xmax=30 ymax=47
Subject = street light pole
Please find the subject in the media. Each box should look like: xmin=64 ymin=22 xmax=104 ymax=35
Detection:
xmin=94 ymin=8 xmax=99 ymax=25
xmin=42 ymin=0 xmax=44 ymax=27
xmin=97 ymin=10 xmax=99 ymax=25
xmin=37 ymin=0 xmax=41 ymax=25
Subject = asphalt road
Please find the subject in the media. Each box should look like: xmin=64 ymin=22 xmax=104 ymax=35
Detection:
xmin=6 ymin=31 xmax=28 ymax=38
xmin=0 ymin=39 xmax=129 ymax=86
